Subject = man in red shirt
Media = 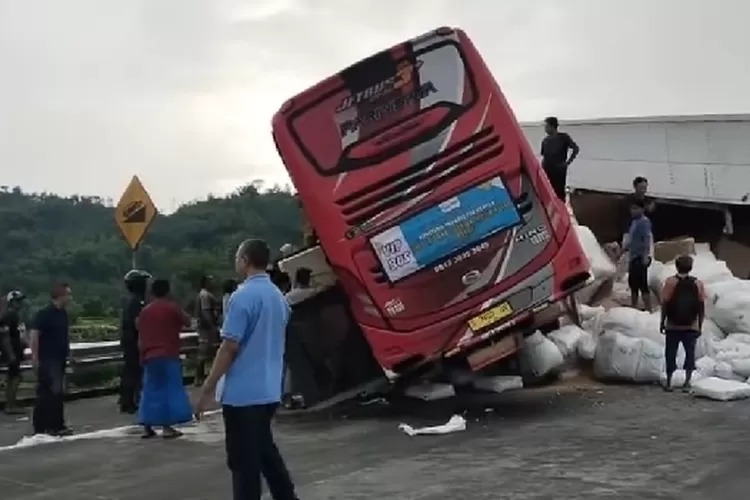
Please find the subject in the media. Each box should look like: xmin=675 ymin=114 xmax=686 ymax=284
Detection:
xmin=137 ymin=279 xmax=192 ymax=438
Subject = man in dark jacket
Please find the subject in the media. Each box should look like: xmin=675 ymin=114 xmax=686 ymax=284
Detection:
xmin=30 ymin=283 xmax=73 ymax=436
xmin=119 ymin=269 xmax=151 ymax=414
xmin=1 ymin=290 xmax=26 ymax=414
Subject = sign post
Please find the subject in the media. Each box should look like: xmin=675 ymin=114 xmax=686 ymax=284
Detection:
xmin=115 ymin=176 xmax=157 ymax=268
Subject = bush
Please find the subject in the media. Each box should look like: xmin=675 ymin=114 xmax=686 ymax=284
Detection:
xmin=70 ymin=323 xmax=119 ymax=342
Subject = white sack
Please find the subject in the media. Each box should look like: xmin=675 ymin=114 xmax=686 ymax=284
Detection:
xmin=696 ymin=319 xmax=725 ymax=359
xmin=709 ymin=283 xmax=750 ymax=334
xmin=548 ymin=325 xmax=586 ymax=359
xmin=634 ymin=338 xmax=664 ymax=382
xmin=594 ymin=331 xmax=665 ymax=382
xmin=695 ymin=356 xmax=716 ymax=378
xmin=594 ymin=331 xmax=643 ymax=381
xmin=579 ymin=304 xmax=605 ymax=322
xmin=523 ymin=332 xmax=564 ymax=377
xmin=573 ymin=225 xmax=617 ymax=305
xmin=574 ymin=225 xmax=617 ymax=280
xmin=577 ymin=330 xmax=597 ymax=360
xmin=654 ymin=252 xmax=734 ymax=292
xmin=472 ymin=375 xmax=523 ymax=394
xmin=648 ymin=260 xmax=666 ymax=292
xmin=729 ymin=358 xmax=750 ymax=379
xmin=692 ymin=377 xmax=750 ymax=401
xmin=714 ymin=361 xmax=746 ymax=382
xmin=660 ymin=369 xmax=704 ymax=388
xmin=599 ymin=307 xmax=662 ymax=344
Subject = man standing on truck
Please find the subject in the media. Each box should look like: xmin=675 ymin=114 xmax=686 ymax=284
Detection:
xmin=193 ymin=238 xmax=299 ymax=500
xmin=660 ymin=255 xmax=705 ymax=392
xmin=540 ymin=116 xmax=579 ymax=202
xmin=620 ymin=176 xmax=656 ymax=239
xmin=194 ymin=275 xmax=221 ymax=387
xmin=623 ymin=199 xmax=654 ymax=311
xmin=1 ymin=290 xmax=27 ymax=414
xmin=120 ymin=269 xmax=150 ymax=414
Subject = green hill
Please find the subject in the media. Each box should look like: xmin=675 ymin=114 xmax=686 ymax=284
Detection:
xmin=0 ymin=184 xmax=301 ymax=321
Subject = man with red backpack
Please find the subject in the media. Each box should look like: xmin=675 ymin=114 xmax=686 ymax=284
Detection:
xmin=660 ymin=255 xmax=706 ymax=392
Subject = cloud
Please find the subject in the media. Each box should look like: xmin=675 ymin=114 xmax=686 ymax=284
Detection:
xmin=0 ymin=0 xmax=748 ymax=209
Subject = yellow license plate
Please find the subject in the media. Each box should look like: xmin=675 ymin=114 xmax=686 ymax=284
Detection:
xmin=468 ymin=302 xmax=514 ymax=331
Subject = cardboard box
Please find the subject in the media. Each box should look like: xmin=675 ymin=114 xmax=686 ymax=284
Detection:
xmin=653 ymin=237 xmax=695 ymax=263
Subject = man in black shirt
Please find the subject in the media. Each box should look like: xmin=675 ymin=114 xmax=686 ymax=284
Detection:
xmin=0 ymin=290 xmax=26 ymax=414
xmin=119 ymin=269 xmax=150 ymax=414
xmin=30 ymin=283 xmax=73 ymax=436
xmin=540 ymin=116 xmax=579 ymax=201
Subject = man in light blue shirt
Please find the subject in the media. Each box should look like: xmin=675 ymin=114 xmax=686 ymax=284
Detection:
xmin=623 ymin=199 xmax=654 ymax=311
xmin=194 ymin=238 xmax=298 ymax=500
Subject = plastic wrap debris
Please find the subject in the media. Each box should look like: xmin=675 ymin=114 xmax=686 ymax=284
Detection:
xmin=577 ymin=330 xmax=597 ymax=360
xmin=691 ymin=377 xmax=750 ymax=401
xmin=398 ymin=415 xmax=467 ymax=436
xmin=472 ymin=375 xmax=523 ymax=394
xmin=547 ymin=325 xmax=586 ymax=359
xmin=523 ymin=331 xmax=564 ymax=376
xmin=404 ymin=383 xmax=456 ymax=401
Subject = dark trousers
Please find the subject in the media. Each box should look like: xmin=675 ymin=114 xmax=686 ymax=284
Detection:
xmin=665 ymin=329 xmax=698 ymax=374
xmin=543 ymin=165 xmax=568 ymax=201
xmin=119 ymin=342 xmax=142 ymax=410
xmin=32 ymin=359 xmax=66 ymax=434
xmin=222 ymin=403 xmax=298 ymax=500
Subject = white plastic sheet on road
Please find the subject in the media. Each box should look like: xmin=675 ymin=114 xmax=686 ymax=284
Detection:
xmin=398 ymin=415 xmax=467 ymax=437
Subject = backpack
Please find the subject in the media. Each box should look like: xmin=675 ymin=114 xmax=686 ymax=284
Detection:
xmin=665 ymin=275 xmax=701 ymax=326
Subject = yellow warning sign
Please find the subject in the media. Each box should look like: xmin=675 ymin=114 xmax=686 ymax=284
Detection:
xmin=115 ymin=176 xmax=157 ymax=250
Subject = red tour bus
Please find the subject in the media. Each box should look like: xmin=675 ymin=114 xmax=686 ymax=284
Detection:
xmin=272 ymin=27 xmax=590 ymax=380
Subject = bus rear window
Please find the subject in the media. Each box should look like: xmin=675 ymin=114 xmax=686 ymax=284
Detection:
xmin=288 ymin=41 xmax=476 ymax=176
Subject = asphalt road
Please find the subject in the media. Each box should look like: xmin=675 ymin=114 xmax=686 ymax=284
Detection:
xmin=1 ymin=380 xmax=749 ymax=500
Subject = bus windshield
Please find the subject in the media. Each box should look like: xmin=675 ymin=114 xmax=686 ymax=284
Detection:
xmin=289 ymin=41 xmax=476 ymax=176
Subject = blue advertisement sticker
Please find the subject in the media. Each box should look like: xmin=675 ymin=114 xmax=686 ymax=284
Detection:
xmin=370 ymin=177 xmax=521 ymax=282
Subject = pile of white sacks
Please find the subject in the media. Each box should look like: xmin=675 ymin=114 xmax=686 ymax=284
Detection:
xmin=523 ymin=225 xmax=750 ymax=401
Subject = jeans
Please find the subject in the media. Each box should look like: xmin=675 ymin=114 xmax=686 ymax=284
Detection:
xmin=665 ymin=329 xmax=699 ymax=373
xmin=543 ymin=165 xmax=568 ymax=202
xmin=32 ymin=359 xmax=66 ymax=434
xmin=222 ymin=403 xmax=298 ymax=500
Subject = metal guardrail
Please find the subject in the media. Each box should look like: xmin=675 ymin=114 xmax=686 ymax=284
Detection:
xmin=0 ymin=331 xmax=200 ymax=374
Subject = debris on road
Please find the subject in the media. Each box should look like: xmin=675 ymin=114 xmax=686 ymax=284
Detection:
xmin=398 ymin=415 xmax=467 ymax=437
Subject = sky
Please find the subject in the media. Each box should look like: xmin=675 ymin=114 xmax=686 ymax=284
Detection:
xmin=1 ymin=0 xmax=748 ymax=211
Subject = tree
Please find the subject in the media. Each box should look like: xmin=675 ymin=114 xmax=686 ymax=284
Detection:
xmin=0 ymin=183 xmax=302 ymax=319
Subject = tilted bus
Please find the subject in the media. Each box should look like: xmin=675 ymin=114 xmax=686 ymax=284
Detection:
xmin=272 ymin=27 xmax=591 ymax=406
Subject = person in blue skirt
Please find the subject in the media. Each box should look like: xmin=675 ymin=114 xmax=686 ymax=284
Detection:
xmin=136 ymin=278 xmax=192 ymax=439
